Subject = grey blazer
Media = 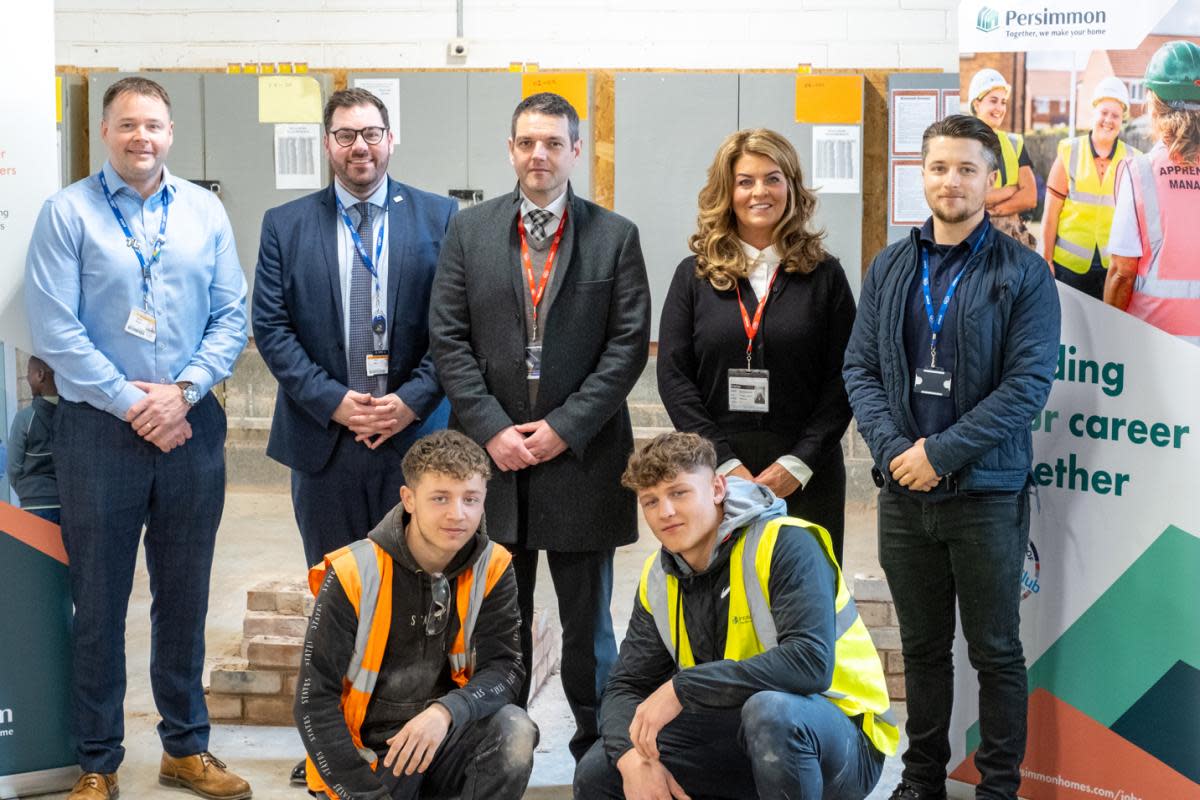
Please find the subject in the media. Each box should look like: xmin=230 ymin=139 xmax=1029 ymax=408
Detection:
xmin=429 ymin=186 xmax=651 ymax=551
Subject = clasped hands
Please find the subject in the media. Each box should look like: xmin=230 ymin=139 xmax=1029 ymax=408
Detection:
xmin=888 ymin=437 xmax=940 ymax=491
xmin=728 ymin=462 xmax=801 ymax=499
xmin=125 ymin=381 xmax=192 ymax=453
xmin=334 ymin=390 xmax=417 ymax=450
xmin=485 ymin=419 xmax=567 ymax=472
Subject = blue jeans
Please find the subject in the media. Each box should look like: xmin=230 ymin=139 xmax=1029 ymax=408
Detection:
xmin=574 ymin=692 xmax=884 ymax=799
xmin=54 ymin=397 xmax=227 ymax=773
xmin=878 ymin=490 xmax=1029 ymax=800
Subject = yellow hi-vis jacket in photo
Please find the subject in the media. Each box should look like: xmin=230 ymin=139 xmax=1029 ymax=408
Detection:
xmin=304 ymin=537 xmax=512 ymax=799
xmin=1053 ymin=136 xmax=1137 ymax=273
xmin=638 ymin=515 xmax=899 ymax=757
xmin=994 ymin=130 xmax=1024 ymax=189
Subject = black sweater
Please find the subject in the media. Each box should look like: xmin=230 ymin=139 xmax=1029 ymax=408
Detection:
xmin=656 ymin=255 xmax=856 ymax=470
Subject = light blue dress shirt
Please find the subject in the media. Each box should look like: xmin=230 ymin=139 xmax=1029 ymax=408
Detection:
xmin=25 ymin=161 xmax=248 ymax=420
xmin=332 ymin=177 xmax=389 ymax=375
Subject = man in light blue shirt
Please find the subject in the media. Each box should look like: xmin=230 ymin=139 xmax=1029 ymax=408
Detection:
xmin=25 ymin=76 xmax=250 ymax=800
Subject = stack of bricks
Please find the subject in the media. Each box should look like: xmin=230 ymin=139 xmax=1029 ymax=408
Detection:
xmin=851 ymin=574 xmax=905 ymax=716
xmin=206 ymin=579 xmax=562 ymax=725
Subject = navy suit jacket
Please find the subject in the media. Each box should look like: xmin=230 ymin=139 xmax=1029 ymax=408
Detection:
xmin=253 ymin=178 xmax=456 ymax=473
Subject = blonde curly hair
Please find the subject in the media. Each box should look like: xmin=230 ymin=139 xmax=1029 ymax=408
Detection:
xmin=688 ymin=128 xmax=826 ymax=291
xmin=1150 ymin=92 xmax=1200 ymax=166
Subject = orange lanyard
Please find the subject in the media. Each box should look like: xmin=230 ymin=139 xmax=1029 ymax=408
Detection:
xmin=517 ymin=208 xmax=568 ymax=337
xmin=733 ymin=266 xmax=781 ymax=369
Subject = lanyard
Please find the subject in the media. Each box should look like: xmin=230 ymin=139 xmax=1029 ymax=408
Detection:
xmin=98 ymin=170 xmax=170 ymax=308
xmin=517 ymin=208 xmax=568 ymax=339
xmin=733 ymin=266 xmax=781 ymax=369
xmin=921 ymin=224 xmax=987 ymax=368
xmin=335 ymin=197 xmax=388 ymax=329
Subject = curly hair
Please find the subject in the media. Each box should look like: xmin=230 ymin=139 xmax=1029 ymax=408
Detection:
xmin=1150 ymin=92 xmax=1200 ymax=166
xmin=621 ymin=432 xmax=717 ymax=492
xmin=688 ymin=128 xmax=826 ymax=291
xmin=401 ymin=429 xmax=492 ymax=486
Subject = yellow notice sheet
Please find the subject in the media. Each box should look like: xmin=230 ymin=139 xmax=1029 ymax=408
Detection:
xmin=521 ymin=72 xmax=589 ymax=120
xmin=258 ymin=75 xmax=323 ymax=123
xmin=794 ymin=75 xmax=863 ymax=125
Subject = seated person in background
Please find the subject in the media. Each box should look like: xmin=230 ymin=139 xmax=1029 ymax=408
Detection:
xmin=574 ymin=432 xmax=897 ymax=800
xmin=6 ymin=356 xmax=61 ymax=523
xmin=296 ymin=429 xmax=537 ymax=800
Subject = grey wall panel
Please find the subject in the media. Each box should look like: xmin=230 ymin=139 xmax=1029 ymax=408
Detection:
xmin=467 ymin=73 xmax=591 ymax=204
xmin=887 ymin=72 xmax=960 ymax=245
xmin=738 ymin=73 xmax=864 ymax=299
xmin=614 ymin=73 xmax=739 ymax=339
xmin=88 ymin=73 xmax=205 ymax=182
xmin=202 ymin=73 xmax=332 ymax=300
xmin=347 ymin=72 xmax=469 ymax=197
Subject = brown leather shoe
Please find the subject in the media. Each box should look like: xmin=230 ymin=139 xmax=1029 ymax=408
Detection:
xmin=68 ymin=772 xmax=118 ymax=800
xmin=159 ymin=752 xmax=252 ymax=799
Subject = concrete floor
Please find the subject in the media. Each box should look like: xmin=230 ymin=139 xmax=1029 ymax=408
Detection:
xmin=27 ymin=491 xmax=906 ymax=800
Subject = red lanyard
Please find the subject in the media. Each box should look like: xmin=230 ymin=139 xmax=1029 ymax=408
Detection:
xmin=517 ymin=208 xmax=568 ymax=337
xmin=733 ymin=266 xmax=781 ymax=368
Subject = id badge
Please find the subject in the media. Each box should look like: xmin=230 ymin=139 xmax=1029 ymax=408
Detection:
xmin=124 ymin=308 xmax=157 ymax=342
xmin=915 ymin=367 xmax=952 ymax=397
xmin=728 ymin=369 xmax=770 ymax=413
xmin=525 ymin=344 xmax=542 ymax=381
xmin=365 ymin=351 xmax=390 ymax=376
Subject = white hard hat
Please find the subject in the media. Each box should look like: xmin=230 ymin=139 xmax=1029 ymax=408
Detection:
xmin=1092 ymin=76 xmax=1130 ymax=110
xmin=968 ymin=68 xmax=1010 ymax=105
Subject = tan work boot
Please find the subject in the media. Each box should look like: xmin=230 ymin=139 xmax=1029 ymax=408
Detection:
xmin=159 ymin=752 xmax=252 ymax=799
xmin=68 ymin=772 xmax=118 ymax=800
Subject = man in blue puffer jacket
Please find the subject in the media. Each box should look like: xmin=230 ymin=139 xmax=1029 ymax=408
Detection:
xmin=843 ymin=114 xmax=1059 ymax=800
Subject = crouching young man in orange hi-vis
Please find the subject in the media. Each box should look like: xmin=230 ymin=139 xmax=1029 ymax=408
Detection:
xmin=295 ymin=429 xmax=537 ymax=799
xmin=574 ymin=432 xmax=897 ymax=800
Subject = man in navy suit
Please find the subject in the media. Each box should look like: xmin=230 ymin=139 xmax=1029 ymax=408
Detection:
xmin=253 ymin=88 xmax=456 ymax=574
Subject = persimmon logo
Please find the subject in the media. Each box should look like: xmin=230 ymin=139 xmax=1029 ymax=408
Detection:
xmin=977 ymin=7 xmax=1001 ymax=33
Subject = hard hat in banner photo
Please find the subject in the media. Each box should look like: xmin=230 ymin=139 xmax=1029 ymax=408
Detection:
xmin=968 ymin=68 xmax=1011 ymax=105
xmin=1145 ymin=40 xmax=1200 ymax=104
xmin=1092 ymin=76 xmax=1131 ymax=111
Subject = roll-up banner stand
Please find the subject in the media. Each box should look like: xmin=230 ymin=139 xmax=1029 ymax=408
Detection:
xmin=952 ymin=2 xmax=1200 ymax=798
xmin=1 ymin=3 xmax=80 ymax=797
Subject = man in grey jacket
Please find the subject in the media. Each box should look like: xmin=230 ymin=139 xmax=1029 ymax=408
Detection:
xmin=842 ymin=115 xmax=1060 ymax=800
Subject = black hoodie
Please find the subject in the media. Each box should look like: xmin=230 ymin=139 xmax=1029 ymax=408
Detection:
xmin=295 ymin=504 xmax=523 ymax=798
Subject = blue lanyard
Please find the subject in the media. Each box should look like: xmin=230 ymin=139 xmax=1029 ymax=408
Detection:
xmin=98 ymin=170 xmax=170 ymax=307
xmin=335 ymin=197 xmax=386 ymax=292
xmin=921 ymin=223 xmax=987 ymax=368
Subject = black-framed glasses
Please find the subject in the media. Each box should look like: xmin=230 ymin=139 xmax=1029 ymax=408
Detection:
xmin=329 ymin=126 xmax=387 ymax=147
xmin=425 ymin=572 xmax=450 ymax=636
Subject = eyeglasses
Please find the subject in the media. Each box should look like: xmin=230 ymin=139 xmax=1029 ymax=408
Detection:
xmin=425 ymin=572 xmax=450 ymax=636
xmin=329 ymin=126 xmax=388 ymax=147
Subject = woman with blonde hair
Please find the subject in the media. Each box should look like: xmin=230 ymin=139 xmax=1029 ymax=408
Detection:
xmin=1105 ymin=40 xmax=1200 ymax=346
xmin=656 ymin=128 xmax=856 ymax=561
xmin=968 ymin=68 xmax=1038 ymax=249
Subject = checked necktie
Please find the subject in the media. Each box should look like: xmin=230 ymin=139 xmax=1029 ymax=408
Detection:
xmin=525 ymin=208 xmax=554 ymax=243
xmin=347 ymin=202 xmax=382 ymax=396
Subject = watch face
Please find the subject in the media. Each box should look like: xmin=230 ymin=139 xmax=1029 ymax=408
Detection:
xmin=184 ymin=385 xmax=201 ymax=404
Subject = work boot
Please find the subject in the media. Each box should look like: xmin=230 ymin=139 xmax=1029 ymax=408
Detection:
xmin=290 ymin=759 xmax=307 ymax=786
xmin=888 ymin=782 xmax=948 ymax=800
xmin=159 ymin=752 xmax=252 ymax=799
xmin=68 ymin=772 xmax=118 ymax=800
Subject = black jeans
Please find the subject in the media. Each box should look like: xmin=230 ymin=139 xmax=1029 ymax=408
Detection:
xmin=574 ymin=694 xmax=884 ymax=800
xmin=377 ymin=705 xmax=538 ymax=800
xmin=878 ymin=489 xmax=1029 ymax=799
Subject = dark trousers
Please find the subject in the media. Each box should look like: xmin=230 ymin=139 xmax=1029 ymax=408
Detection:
xmin=291 ymin=428 xmax=407 ymax=569
xmin=28 ymin=506 xmax=62 ymax=524
xmin=1053 ymin=249 xmax=1106 ymax=301
xmin=878 ymin=490 xmax=1029 ymax=800
xmin=376 ymin=705 xmax=538 ymax=800
xmin=54 ymin=396 xmax=227 ymax=773
xmin=574 ymin=693 xmax=884 ymax=800
xmin=513 ymin=476 xmax=617 ymax=763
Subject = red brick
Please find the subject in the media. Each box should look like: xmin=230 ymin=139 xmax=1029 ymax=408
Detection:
xmin=244 ymin=635 xmax=304 ymax=669
xmin=245 ymin=590 xmax=277 ymax=612
xmin=886 ymin=651 xmax=906 ymax=674
xmin=206 ymin=692 xmax=243 ymax=721
xmin=886 ymin=674 xmax=907 ymax=700
xmin=283 ymin=672 xmax=299 ymax=697
xmin=857 ymin=601 xmax=891 ymax=627
xmin=889 ymin=604 xmax=901 ymax=626
xmin=210 ymin=664 xmax=285 ymax=695
xmin=244 ymin=695 xmax=296 ymax=726
xmin=244 ymin=610 xmax=309 ymax=639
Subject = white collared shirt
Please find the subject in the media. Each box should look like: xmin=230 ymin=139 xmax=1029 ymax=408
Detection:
xmin=333 ymin=178 xmax=390 ymax=367
xmin=519 ymin=188 xmax=569 ymax=232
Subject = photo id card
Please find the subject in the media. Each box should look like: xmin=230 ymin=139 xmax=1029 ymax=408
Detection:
xmin=124 ymin=308 xmax=157 ymax=343
xmin=365 ymin=351 xmax=390 ymax=377
xmin=525 ymin=344 xmax=542 ymax=381
xmin=914 ymin=367 xmax=952 ymax=397
xmin=728 ymin=369 xmax=770 ymax=413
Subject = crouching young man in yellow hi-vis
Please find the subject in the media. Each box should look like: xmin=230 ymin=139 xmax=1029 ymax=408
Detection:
xmin=574 ymin=432 xmax=896 ymax=800
xmin=295 ymin=429 xmax=537 ymax=799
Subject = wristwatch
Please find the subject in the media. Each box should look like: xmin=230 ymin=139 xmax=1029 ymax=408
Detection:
xmin=176 ymin=381 xmax=201 ymax=407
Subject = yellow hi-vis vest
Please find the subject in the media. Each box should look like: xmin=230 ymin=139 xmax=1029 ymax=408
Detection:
xmin=638 ymin=516 xmax=899 ymax=757
xmin=993 ymin=131 xmax=1024 ymax=190
xmin=303 ymin=537 xmax=512 ymax=799
xmin=1053 ymin=136 xmax=1137 ymax=274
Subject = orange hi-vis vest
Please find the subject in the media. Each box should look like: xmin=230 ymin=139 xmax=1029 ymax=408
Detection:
xmin=1122 ymin=144 xmax=1200 ymax=345
xmin=303 ymin=537 xmax=512 ymax=799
